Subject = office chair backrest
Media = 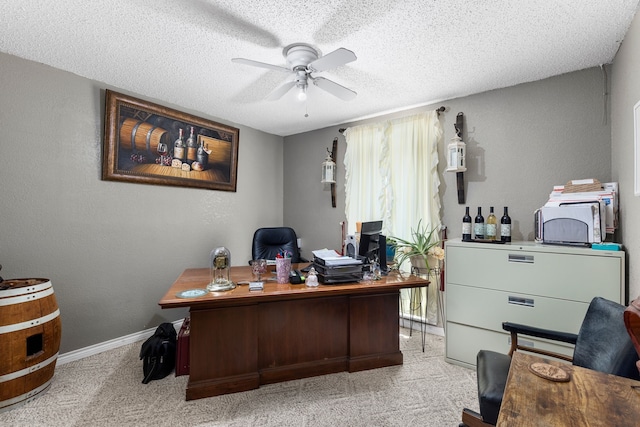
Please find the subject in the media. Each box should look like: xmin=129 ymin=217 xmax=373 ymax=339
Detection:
xmin=252 ymin=227 xmax=302 ymax=263
xmin=573 ymin=297 xmax=640 ymax=380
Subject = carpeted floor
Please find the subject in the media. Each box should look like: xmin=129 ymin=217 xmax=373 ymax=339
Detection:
xmin=0 ymin=329 xmax=478 ymax=426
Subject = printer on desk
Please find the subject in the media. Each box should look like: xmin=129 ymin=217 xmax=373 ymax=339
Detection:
xmin=535 ymin=202 xmax=605 ymax=245
xmin=535 ymin=179 xmax=617 ymax=246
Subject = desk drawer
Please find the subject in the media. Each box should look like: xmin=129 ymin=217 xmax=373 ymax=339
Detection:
xmin=445 ymin=245 xmax=621 ymax=302
xmin=446 ymin=284 xmax=588 ymax=334
xmin=445 ymin=322 xmax=573 ymax=368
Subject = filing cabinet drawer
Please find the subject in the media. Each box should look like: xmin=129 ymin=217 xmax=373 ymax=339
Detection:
xmin=445 ymin=244 xmax=622 ymax=303
xmin=444 ymin=239 xmax=625 ymax=368
xmin=446 ymin=283 xmax=588 ymax=334
xmin=445 ymin=322 xmax=573 ymax=368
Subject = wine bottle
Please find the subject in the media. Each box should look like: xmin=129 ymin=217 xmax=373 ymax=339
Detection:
xmin=173 ymin=128 xmax=185 ymax=162
xmin=474 ymin=207 xmax=484 ymax=240
xmin=196 ymin=140 xmax=208 ymax=168
xmin=486 ymin=206 xmax=497 ymax=240
xmin=501 ymin=207 xmax=512 ymax=242
xmin=186 ymin=126 xmax=197 ymax=165
xmin=462 ymin=207 xmax=472 ymax=241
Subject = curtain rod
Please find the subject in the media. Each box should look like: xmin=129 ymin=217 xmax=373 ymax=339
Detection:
xmin=338 ymin=106 xmax=447 ymax=134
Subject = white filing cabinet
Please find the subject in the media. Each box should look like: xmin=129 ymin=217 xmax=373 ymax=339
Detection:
xmin=444 ymin=239 xmax=626 ymax=369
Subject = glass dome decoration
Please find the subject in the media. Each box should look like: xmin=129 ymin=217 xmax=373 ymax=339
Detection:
xmin=207 ymin=247 xmax=235 ymax=292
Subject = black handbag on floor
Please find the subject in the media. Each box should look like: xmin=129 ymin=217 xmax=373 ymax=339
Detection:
xmin=140 ymin=322 xmax=177 ymax=384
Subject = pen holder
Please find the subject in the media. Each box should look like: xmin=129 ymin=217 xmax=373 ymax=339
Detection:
xmin=275 ymin=257 xmax=291 ymax=284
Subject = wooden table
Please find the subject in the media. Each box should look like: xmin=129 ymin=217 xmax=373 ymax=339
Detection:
xmin=497 ymin=352 xmax=640 ymax=426
xmin=159 ymin=265 xmax=428 ymax=401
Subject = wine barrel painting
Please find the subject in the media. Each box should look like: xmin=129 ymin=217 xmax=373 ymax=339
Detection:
xmin=119 ymin=118 xmax=168 ymax=153
xmin=0 ymin=278 xmax=62 ymax=413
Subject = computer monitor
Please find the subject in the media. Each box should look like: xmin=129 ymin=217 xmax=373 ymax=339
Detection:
xmin=358 ymin=220 xmax=383 ymax=264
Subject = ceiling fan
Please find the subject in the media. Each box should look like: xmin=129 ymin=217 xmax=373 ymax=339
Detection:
xmin=232 ymin=43 xmax=357 ymax=101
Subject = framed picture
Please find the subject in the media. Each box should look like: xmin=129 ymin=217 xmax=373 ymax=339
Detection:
xmin=635 ymin=100 xmax=640 ymax=196
xmin=102 ymin=90 xmax=239 ymax=191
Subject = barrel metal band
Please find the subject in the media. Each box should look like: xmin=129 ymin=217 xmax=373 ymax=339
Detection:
xmin=146 ymin=125 xmax=158 ymax=152
xmin=0 ymin=352 xmax=58 ymax=383
xmin=0 ymin=286 xmax=54 ymax=307
xmin=131 ymin=121 xmax=141 ymax=152
xmin=0 ymin=309 xmax=60 ymax=334
xmin=0 ymin=280 xmax=52 ymax=298
xmin=0 ymin=378 xmax=52 ymax=412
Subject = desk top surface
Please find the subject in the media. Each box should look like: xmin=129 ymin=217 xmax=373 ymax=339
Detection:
xmin=159 ymin=264 xmax=429 ymax=309
xmin=497 ymin=352 xmax=640 ymax=426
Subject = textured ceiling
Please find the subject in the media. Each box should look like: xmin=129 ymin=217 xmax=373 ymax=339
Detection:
xmin=1 ymin=0 xmax=639 ymax=136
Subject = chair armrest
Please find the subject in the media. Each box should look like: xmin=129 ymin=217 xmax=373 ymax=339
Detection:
xmin=502 ymin=322 xmax=577 ymax=361
xmin=502 ymin=322 xmax=578 ymax=344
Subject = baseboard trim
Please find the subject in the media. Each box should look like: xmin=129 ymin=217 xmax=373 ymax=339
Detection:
xmin=58 ymin=317 xmax=440 ymax=366
xmin=399 ymin=317 xmax=445 ymax=337
xmin=57 ymin=319 xmax=184 ymax=366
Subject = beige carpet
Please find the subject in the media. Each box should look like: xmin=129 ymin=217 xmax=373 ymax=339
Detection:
xmin=0 ymin=329 xmax=478 ymax=426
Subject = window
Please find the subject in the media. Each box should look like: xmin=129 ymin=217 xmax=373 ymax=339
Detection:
xmin=344 ymin=110 xmax=443 ymax=325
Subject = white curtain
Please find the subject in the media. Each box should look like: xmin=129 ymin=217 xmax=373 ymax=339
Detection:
xmin=344 ymin=110 xmax=443 ymax=238
xmin=344 ymin=110 xmax=443 ymax=325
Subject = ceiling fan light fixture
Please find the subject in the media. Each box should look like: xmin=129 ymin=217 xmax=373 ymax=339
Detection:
xmin=297 ymin=85 xmax=307 ymax=101
xmin=233 ymin=42 xmax=357 ymax=102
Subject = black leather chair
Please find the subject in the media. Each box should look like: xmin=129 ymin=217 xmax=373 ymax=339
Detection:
xmin=461 ymin=297 xmax=640 ymax=427
xmin=251 ymin=227 xmax=306 ymax=263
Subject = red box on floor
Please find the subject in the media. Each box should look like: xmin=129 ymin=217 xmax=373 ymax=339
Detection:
xmin=175 ymin=316 xmax=190 ymax=376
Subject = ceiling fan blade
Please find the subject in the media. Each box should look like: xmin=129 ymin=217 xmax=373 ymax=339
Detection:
xmin=265 ymin=80 xmax=297 ymax=100
xmin=232 ymin=58 xmax=290 ymax=73
xmin=312 ymin=77 xmax=357 ymax=101
xmin=308 ymin=48 xmax=357 ymax=73
xmin=192 ymin=0 xmax=280 ymax=48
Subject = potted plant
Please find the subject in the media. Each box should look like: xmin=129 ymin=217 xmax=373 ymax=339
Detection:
xmin=390 ymin=220 xmax=444 ymax=272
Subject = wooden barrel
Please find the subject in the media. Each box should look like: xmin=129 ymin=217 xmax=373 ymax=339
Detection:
xmin=119 ymin=118 xmax=168 ymax=153
xmin=0 ymin=278 xmax=61 ymax=413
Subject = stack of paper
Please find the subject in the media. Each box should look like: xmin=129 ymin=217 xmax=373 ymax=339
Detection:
xmin=311 ymin=249 xmax=363 ymax=266
xmin=311 ymin=249 xmax=363 ymax=284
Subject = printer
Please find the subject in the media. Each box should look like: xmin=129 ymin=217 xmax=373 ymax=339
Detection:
xmin=535 ymin=201 xmax=605 ymax=245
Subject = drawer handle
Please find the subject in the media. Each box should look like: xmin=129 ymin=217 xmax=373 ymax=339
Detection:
xmin=508 ymin=296 xmax=534 ymax=307
xmin=508 ymin=254 xmax=534 ymax=263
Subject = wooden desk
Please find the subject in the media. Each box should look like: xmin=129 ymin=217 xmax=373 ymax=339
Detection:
xmin=497 ymin=352 xmax=640 ymax=426
xmin=159 ymin=265 xmax=428 ymax=400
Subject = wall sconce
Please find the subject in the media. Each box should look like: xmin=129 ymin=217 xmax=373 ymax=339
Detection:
xmin=321 ymin=148 xmax=336 ymax=184
xmin=446 ymin=135 xmax=467 ymax=172
xmin=449 ymin=112 xmax=466 ymax=204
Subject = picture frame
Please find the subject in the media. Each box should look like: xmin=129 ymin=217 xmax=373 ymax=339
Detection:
xmin=102 ymin=90 xmax=239 ymax=191
xmin=635 ymin=100 xmax=640 ymax=196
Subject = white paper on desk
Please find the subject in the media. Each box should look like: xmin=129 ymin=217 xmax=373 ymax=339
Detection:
xmin=312 ymin=249 xmax=363 ymax=265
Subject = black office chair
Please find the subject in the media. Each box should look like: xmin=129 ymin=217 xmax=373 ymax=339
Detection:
xmin=251 ymin=227 xmax=306 ymax=263
xmin=461 ymin=297 xmax=640 ymax=427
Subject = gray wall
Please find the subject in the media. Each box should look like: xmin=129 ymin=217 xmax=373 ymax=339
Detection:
xmin=3 ymin=30 xmax=637 ymax=354
xmin=612 ymin=10 xmax=640 ymax=301
xmin=285 ymin=67 xmax=612 ymax=261
xmin=0 ymin=53 xmax=284 ymax=353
